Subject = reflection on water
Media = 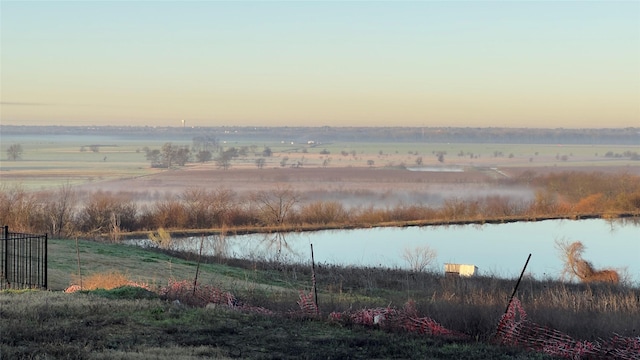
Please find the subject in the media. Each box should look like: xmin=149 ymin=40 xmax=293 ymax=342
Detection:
xmin=127 ymin=218 xmax=640 ymax=283
xmin=258 ymin=233 xmax=297 ymax=261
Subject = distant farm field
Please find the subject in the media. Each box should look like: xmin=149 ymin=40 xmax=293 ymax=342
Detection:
xmin=1 ymin=134 xmax=638 ymax=196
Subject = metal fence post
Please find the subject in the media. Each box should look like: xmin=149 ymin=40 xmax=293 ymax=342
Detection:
xmin=3 ymin=226 xmax=8 ymax=286
xmin=44 ymin=233 xmax=48 ymax=289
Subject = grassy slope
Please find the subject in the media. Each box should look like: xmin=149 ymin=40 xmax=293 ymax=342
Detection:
xmin=48 ymin=238 xmax=262 ymax=291
xmin=0 ymin=239 xmax=554 ymax=360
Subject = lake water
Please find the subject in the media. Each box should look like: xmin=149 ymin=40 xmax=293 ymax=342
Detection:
xmin=129 ymin=218 xmax=640 ymax=283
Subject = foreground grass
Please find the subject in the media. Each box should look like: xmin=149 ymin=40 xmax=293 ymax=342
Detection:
xmin=2 ymin=238 xmax=636 ymax=359
xmin=0 ymin=290 xmax=553 ymax=360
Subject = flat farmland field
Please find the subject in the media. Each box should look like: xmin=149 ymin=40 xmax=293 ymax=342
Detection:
xmin=1 ymin=134 xmax=639 ymax=205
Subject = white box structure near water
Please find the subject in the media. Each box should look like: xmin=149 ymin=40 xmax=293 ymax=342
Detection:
xmin=445 ymin=263 xmax=478 ymax=277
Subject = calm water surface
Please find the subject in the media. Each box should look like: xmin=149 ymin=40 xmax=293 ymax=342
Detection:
xmin=131 ymin=219 xmax=640 ymax=283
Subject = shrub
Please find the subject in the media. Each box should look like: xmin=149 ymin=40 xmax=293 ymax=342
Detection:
xmin=76 ymin=192 xmax=137 ymax=234
xmin=298 ymin=201 xmax=349 ymax=225
xmin=145 ymin=199 xmax=188 ymax=229
xmin=573 ymin=193 xmax=605 ymax=214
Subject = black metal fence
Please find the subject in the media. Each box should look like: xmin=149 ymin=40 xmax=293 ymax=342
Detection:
xmin=1 ymin=226 xmax=48 ymax=290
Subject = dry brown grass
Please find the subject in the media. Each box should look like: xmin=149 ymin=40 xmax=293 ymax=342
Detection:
xmin=556 ymin=240 xmax=620 ymax=284
xmin=71 ymin=271 xmax=131 ymax=291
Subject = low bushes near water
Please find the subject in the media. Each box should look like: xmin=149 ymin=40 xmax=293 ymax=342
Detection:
xmin=1 ymin=171 xmax=639 ymax=237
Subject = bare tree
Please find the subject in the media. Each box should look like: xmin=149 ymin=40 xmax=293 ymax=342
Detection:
xmin=77 ymin=192 xmax=137 ymax=235
xmin=192 ymin=135 xmax=219 ymax=153
xmin=196 ymin=150 xmax=212 ymax=163
xmin=47 ymin=183 xmax=78 ymax=238
xmin=159 ymin=143 xmax=190 ymax=167
xmin=215 ymin=147 xmax=240 ymax=170
xmin=208 ymin=188 xmax=235 ymax=226
xmin=180 ymin=188 xmax=209 ymax=228
xmin=255 ymin=158 xmax=266 ymax=169
xmin=215 ymin=152 xmax=232 ymax=170
xmin=161 ymin=143 xmax=176 ymax=168
xmin=251 ymin=185 xmax=301 ymax=226
xmin=402 ymin=245 xmax=437 ymax=272
xmin=6 ymin=143 xmax=23 ymax=161
xmin=180 ymin=187 xmax=235 ymax=228
xmin=145 ymin=149 xmax=161 ymax=167
xmin=0 ymin=185 xmax=40 ymax=232
xmin=174 ymin=146 xmax=191 ymax=166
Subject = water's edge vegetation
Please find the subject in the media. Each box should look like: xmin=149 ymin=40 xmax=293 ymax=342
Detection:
xmin=2 ymin=171 xmax=639 ymax=240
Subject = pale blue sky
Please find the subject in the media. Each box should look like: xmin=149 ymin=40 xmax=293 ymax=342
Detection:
xmin=1 ymin=1 xmax=639 ymax=127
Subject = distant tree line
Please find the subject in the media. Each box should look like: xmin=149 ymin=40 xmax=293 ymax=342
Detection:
xmin=2 ymin=125 xmax=639 ymax=145
xmin=140 ymin=138 xmax=276 ymax=170
xmin=143 ymin=143 xmax=190 ymax=168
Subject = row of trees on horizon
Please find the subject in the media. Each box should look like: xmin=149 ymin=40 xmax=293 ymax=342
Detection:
xmin=6 ymin=139 xmax=639 ymax=170
xmin=2 ymin=125 xmax=639 ymax=145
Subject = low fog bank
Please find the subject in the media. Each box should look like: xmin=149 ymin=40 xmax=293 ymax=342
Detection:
xmin=302 ymin=184 xmax=535 ymax=209
xmin=71 ymin=181 xmax=534 ymax=210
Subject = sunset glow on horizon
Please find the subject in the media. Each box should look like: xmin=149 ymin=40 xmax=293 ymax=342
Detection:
xmin=1 ymin=1 xmax=638 ymax=128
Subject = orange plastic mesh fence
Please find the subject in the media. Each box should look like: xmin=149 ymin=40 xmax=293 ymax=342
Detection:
xmin=297 ymin=290 xmax=319 ymax=316
xmin=328 ymin=299 xmax=468 ymax=339
xmin=65 ymin=280 xmax=639 ymax=359
xmin=496 ymin=297 xmax=640 ymax=360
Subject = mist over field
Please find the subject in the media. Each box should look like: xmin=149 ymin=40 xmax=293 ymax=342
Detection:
xmin=68 ymin=180 xmax=534 ymax=210
xmin=1 ymin=125 xmax=637 ymax=210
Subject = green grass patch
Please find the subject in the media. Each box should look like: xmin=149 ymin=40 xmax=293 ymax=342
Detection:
xmin=47 ymin=238 xmax=296 ymax=294
xmin=84 ymin=286 xmax=159 ymax=300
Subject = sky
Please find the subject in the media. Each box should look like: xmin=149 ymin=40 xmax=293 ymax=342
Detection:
xmin=1 ymin=1 xmax=639 ymax=128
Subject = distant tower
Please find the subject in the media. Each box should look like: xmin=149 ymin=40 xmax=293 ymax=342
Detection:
xmin=181 ymin=119 xmax=185 ymax=128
